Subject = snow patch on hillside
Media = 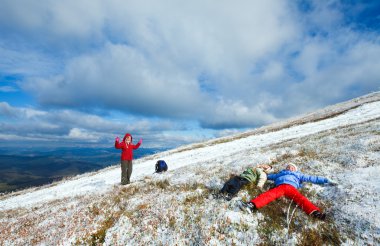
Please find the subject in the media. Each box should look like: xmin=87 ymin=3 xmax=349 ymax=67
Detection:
xmin=1 ymin=100 xmax=379 ymax=211
xmin=1 ymin=93 xmax=380 ymax=245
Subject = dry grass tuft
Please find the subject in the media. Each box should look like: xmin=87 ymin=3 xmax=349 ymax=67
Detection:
xmin=298 ymin=224 xmax=342 ymax=246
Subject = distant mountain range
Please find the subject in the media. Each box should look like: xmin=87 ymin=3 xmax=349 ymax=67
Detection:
xmin=0 ymin=147 xmax=166 ymax=193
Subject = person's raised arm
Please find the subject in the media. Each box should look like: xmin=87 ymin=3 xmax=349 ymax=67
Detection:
xmin=300 ymin=173 xmax=328 ymax=185
xmin=326 ymin=178 xmax=338 ymax=186
xmin=133 ymin=138 xmax=142 ymax=149
xmin=115 ymin=136 xmax=122 ymax=149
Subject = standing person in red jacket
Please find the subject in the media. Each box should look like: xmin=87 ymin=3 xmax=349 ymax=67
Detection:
xmin=115 ymin=133 xmax=142 ymax=185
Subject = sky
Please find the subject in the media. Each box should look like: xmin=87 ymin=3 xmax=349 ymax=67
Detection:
xmin=0 ymin=0 xmax=379 ymax=149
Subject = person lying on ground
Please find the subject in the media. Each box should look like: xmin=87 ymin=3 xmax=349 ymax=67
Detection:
xmin=218 ymin=164 xmax=273 ymax=200
xmin=239 ymin=163 xmax=338 ymax=220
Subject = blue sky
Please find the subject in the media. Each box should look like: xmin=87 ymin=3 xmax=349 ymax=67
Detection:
xmin=0 ymin=0 xmax=379 ymax=149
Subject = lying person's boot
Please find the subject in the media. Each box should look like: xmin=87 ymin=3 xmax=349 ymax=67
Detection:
xmin=311 ymin=210 xmax=326 ymax=220
xmin=238 ymin=201 xmax=256 ymax=214
xmin=225 ymin=193 xmax=234 ymax=201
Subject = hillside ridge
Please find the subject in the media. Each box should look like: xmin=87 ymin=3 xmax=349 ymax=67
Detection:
xmin=1 ymin=92 xmax=380 ymax=245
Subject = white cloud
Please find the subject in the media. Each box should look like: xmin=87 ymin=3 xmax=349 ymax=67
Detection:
xmin=0 ymin=0 xmax=105 ymax=45
xmin=20 ymin=0 xmax=299 ymax=128
xmin=0 ymin=86 xmax=17 ymax=92
xmin=0 ymin=42 xmax=58 ymax=77
xmin=0 ymin=102 xmax=46 ymax=119
xmin=1 ymin=0 xmax=380 ymax=141
xmin=67 ymin=128 xmax=99 ymax=141
xmin=276 ymin=38 xmax=380 ymax=116
xmin=199 ymin=99 xmax=278 ymax=128
xmin=0 ymin=103 xmax=204 ymax=148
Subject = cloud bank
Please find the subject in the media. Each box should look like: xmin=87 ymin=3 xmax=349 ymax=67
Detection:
xmin=0 ymin=0 xmax=379 ymax=147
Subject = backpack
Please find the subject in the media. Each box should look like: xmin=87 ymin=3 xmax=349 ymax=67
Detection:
xmin=155 ymin=160 xmax=168 ymax=173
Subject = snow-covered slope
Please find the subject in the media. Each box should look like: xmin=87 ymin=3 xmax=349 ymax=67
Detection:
xmin=1 ymin=92 xmax=380 ymax=245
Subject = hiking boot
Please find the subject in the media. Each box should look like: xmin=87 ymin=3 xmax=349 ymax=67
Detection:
xmin=311 ymin=211 xmax=326 ymax=220
xmin=238 ymin=201 xmax=256 ymax=214
xmin=225 ymin=193 xmax=234 ymax=201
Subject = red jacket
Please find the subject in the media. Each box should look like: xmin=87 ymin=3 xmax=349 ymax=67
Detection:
xmin=115 ymin=133 xmax=141 ymax=160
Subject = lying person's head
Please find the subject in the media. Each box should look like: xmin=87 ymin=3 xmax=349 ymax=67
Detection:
xmin=286 ymin=163 xmax=298 ymax=172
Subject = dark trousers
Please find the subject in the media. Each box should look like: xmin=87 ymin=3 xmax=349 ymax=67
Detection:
xmin=121 ymin=160 xmax=133 ymax=185
xmin=220 ymin=176 xmax=250 ymax=196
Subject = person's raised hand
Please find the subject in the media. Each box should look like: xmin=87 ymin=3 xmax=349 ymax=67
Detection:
xmin=327 ymin=179 xmax=338 ymax=186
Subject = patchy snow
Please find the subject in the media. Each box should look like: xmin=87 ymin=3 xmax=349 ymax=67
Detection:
xmin=1 ymin=92 xmax=380 ymax=245
xmin=1 ymin=100 xmax=379 ymax=211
